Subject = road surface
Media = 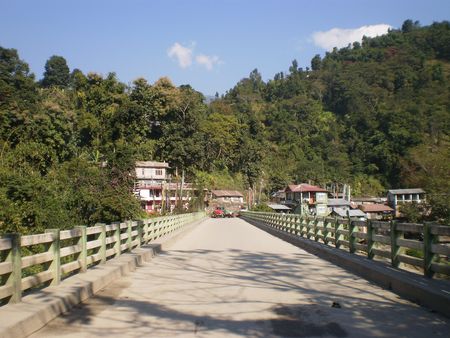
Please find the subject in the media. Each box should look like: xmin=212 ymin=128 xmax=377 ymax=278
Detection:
xmin=30 ymin=217 xmax=449 ymax=337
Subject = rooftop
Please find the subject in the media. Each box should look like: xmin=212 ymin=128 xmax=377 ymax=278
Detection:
xmin=332 ymin=208 xmax=366 ymax=218
xmin=135 ymin=161 xmax=170 ymax=168
xmin=360 ymin=204 xmax=394 ymax=213
xmin=388 ymin=188 xmax=425 ymax=195
xmin=328 ymin=198 xmax=351 ymax=207
xmin=285 ymin=184 xmax=328 ymax=193
xmin=267 ymin=204 xmax=291 ymax=211
xmin=212 ymin=190 xmax=244 ymax=198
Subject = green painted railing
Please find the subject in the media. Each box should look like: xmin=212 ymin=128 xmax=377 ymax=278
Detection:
xmin=0 ymin=212 xmax=205 ymax=305
xmin=241 ymin=211 xmax=450 ymax=279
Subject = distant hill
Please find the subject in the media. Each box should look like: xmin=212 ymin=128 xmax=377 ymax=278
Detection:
xmin=208 ymin=20 xmax=449 ymax=221
xmin=203 ymin=95 xmax=217 ymax=105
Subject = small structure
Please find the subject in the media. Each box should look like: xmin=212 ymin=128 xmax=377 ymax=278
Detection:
xmin=284 ymin=183 xmax=328 ymax=216
xmin=351 ymin=196 xmax=387 ymax=206
xmin=267 ymin=203 xmax=291 ymax=213
xmin=331 ymin=208 xmax=366 ymax=219
xmin=327 ymin=198 xmax=351 ymax=213
xmin=359 ymin=204 xmax=394 ymax=220
xmin=134 ymin=161 xmax=169 ymax=213
xmin=211 ymin=190 xmax=244 ymax=204
xmin=387 ymin=188 xmax=426 ymax=217
xmin=271 ymin=190 xmax=286 ymax=204
xmin=209 ymin=190 xmax=244 ymax=212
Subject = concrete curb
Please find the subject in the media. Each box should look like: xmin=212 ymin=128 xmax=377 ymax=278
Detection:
xmin=242 ymin=216 xmax=450 ymax=318
xmin=0 ymin=217 xmax=207 ymax=338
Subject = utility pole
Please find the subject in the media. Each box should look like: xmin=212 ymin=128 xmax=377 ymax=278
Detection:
xmin=175 ymin=167 xmax=178 ymax=211
xmin=180 ymin=169 xmax=185 ymax=210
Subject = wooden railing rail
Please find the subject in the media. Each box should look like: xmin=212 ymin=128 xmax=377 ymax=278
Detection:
xmin=241 ymin=211 xmax=450 ymax=279
xmin=0 ymin=212 xmax=205 ymax=305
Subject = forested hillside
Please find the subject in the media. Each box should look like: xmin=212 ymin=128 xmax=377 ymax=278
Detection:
xmin=211 ymin=20 xmax=449 ymax=222
xmin=0 ymin=20 xmax=449 ymax=233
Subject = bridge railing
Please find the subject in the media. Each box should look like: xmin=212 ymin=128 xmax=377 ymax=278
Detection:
xmin=241 ymin=211 xmax=450 ymax=279
xmin=0 ymin=212 xmax=205 ymax=305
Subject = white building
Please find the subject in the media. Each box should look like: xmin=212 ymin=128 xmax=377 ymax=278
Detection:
xmin=134 ymin=161 xmax=169 ymax=213
xmin=387 ymin=188 xmax=426 ymax=217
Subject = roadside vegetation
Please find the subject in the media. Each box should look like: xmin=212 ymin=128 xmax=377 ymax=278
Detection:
xmin=0 ymin=20 xmax=449 ymax=234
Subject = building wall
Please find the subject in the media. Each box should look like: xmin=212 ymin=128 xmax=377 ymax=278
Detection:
xmin=388 ymin=192 xmax=426 ymax=217
xmin=135 ymin=167 xmax=166 ymax=180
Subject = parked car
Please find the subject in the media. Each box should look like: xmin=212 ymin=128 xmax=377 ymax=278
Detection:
xmin=224 ymin=209 xmax=235 ymax=218
xmin=211 ymin=206 xmax=225 ymax=218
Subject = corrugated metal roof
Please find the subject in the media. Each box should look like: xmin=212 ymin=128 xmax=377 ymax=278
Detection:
xmin=388 ymin=188 xmax=425 ymax=195
xmin=135 ymin=161 xmax=170 ymax=168
xmin=333 ymin=208 xmax=366 ymax=217
xmin=267 ymin=204 xmax=291 ymax=210
xmin=285 ymin=184 xmax=328 ymax=193
xmin=328 ymin=198 xmax=351 ymax=206
xmin=212 ymin=190 xmax=244 ymax=197
xmin=360 ymin=204 xmax=394 ymax=213
xmin=352 ymin=196 xmax=386 ymax=203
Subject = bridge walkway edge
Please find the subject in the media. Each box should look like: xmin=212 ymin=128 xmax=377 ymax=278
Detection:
xmin=241 ymin=215 xmax=450 ymax=318
xmin=0 ymin=217 xmax=208 ymax=338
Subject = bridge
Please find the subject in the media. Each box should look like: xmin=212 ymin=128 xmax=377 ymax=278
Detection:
xmin=0 ymin=213 xmax=449 ymax=337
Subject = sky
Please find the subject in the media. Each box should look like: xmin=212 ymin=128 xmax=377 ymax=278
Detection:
xmin=1 ymin=0 xmax=449 ymax=96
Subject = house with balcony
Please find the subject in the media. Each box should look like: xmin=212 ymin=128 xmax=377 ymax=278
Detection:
xmin=134 ymin=161 xmax=169 ymax=213
xmin=387 ymin=188 xmax=426 ymax=217
xmin=283 ymin=184 xmax=329 ymax=216
xmin=210 ymin=190 xmax=244 ymax=211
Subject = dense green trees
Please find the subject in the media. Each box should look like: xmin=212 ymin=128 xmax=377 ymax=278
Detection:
xmin=0 ymin=20 xmax=449 ymax=233
xmin=41 ymin=55 xmax=70 ymax=88
xmin=213 ymin=20 xmax=449 ymax=222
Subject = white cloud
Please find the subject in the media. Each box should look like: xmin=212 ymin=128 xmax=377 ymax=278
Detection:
xmin=312 ymin=24 xmax=392 ymax=50
xmin=167 ymin=42 xmax=193 ymax=68
xmin=195 ymin=54 xmax=222 ymax=70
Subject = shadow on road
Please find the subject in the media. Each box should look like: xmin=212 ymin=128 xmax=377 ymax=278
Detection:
xmin=34 ymin=247 xmax=449 ymax=337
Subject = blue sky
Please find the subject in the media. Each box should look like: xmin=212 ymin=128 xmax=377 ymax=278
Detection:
xmin=1 ymin=0 xmax=449 ymax=95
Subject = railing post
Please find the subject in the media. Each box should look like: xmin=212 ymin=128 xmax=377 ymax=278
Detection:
xmin=75 ymin=226 xmax=87 ymax=272
xmin=98 ymin=223 xmax=106 ymax=264
xmin=348 ymin=219 xmax=356 ymax=254
xmin=295 ymin=215 xmax=300 ymax=236
xmin=149 ymin=219 xmax=156 ymax=241
xmin=323 ymin=219 xmax=329 ymax=245
xmin=45 ymin=229 xmax=61 ymax=285
xmin=366 ymin=220 xmax=374 ymax=259
xmin=390 ymin=220 xmax=401 ymax=268
xmin=5 ymin=233 xmax=22 ymax=303
xmin=113 ymin=222 xmax=121 ymax=257
xmin=335 ymin=218 xmax=342 ymax=249
xmin=143 ymin=219 xmax=149 ymax=244
xmin=127 ymin=220 xmax=132 ymax=251
xmin=155 ymin=219 xmax=161 ymax=239
xmin=423 ymin=222 xmax=435 ymax=278
xmin=137 ymin=220 xmax=143 ymax=248
xmin=300 ymin=217 xmax=306 ymax=237
xmin=314 ymin=217 xmax=319 ymax=242
xmin=305 ymin=217 xmax=311 ymax=239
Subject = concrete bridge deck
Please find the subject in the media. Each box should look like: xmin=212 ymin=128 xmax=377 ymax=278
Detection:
xmin=29 ymin=218 xmax=449 ymax=337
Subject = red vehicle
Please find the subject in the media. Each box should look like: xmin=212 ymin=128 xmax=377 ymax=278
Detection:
xmin=211 ymin=206 xmax=225 ymax=218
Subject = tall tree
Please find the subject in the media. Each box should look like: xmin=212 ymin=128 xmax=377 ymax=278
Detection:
xmin=41 ymin=55 xmax=70 ymax=88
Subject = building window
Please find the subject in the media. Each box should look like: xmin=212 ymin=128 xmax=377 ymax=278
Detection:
xmin=156 ymin=169 xmax=162 ymax=176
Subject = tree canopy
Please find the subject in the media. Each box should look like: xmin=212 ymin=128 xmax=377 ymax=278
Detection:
xmin=1 ymin=20 xmax=449 ymax=233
